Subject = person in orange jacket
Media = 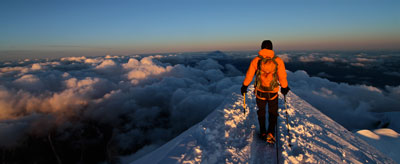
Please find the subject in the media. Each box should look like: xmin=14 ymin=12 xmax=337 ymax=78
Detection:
xmin=241 ymin=40 xmax=290 ymax=143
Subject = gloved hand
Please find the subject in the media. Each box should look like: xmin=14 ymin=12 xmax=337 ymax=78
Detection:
xmin=281 ymin=87 xmax=290 ymax=96
xmin=241 ymin=85 xmax=248 ymax=95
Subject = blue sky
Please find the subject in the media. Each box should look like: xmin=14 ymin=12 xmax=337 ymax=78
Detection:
xmin=1 ymin=0 xmax=399 ymax=57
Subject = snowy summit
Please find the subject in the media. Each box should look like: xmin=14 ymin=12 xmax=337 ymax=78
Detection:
xmin=129 ymin=86 xmax=395 ymax=164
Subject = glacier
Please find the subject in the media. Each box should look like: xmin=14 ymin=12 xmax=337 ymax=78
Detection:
xmin=127 ymin=86 xmax=395 ymax=164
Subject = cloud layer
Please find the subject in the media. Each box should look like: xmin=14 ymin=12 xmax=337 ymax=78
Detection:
xmin=273 ymin=51 xmax=400 ymax=88
xmin=0 ymin=54 xmax=242 ymax=163
xmin=287 ymin=70 xmax=400 ymax=130
xmin=0 ymin=50 xmax=399 ymax=163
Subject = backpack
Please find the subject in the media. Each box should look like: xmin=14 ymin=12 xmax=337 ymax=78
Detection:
xmin=254 ymin=55 xmax=279 ymax=92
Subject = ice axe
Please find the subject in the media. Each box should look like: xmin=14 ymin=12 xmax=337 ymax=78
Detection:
xmin=242 ymin=93 xmax=246 ymax=115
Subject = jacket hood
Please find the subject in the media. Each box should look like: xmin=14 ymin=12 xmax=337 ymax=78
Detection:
xmin=258 ymin=49 xmax=275 ymax=58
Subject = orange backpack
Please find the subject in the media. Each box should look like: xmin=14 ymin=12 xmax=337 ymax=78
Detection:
xmin=255 ymin=55 xmax=279 ymax=92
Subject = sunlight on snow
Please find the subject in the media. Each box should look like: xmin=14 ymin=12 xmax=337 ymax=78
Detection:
xmin=357 ymin=130 xmax=381 ymax=140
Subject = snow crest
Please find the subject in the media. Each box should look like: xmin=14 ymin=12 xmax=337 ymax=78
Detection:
xmin=131 ymin=87 xmax=395 ymax=164
xmin=279 ymin=93 xmax=394 ymax=163
xmin=131 ymin=88 xmax=255 ymax=164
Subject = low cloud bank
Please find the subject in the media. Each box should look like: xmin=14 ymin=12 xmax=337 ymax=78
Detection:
xmin=287 ymin=70 xmax=400 ymax=131
xmin=275 ymin=51 xmax=400 ymax=88
xmin=1 ymin=51 xmax=399 ymax=163
xmin=0 ymin=56 xmax=242 ymax=163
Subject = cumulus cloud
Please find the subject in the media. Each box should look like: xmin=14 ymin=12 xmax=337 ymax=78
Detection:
xmin=0 ymin=55 xmax=242 ymax=163
xmin=350 ymin=63 xmax=365 ymax=67
xmin=84 ymin=58 xmax=104 ymax=64
xmin=61 ymin=56 xmax=87 ymax=62
xmin=15 ymin=74 xmax=40 ymax=84
xmin=277 ymin=53 xmax=291 ymax=62
xmin=31 ymin=63 xmax=42 ymax=70
xmin=298 ymin=54 xmax=317 ymax=62
xmin=355 ymin=57 xmax=376 ymax=62
xmin=195 ymin=58 xmax=224 ymax=70
xmin=279 ymin=51 xmax=400 ymax=88
xmin=96 ymin=59 xmax=118 ymax=69
xmin=12 ymin=74 xmax=45 ymax=92
xmin=123 ymin=57 xmax=174 ymax=85
xmin=0 ymin=50 xmax=399 ymax=163
xmin=297 ymin=53 xmax=336 ymax=63
xmin=283 ymin=52 xmax=388 ymax=68
xmin=287 ymin=70 xmax=400 ymax=131
xmin=320 ymin=56 xmax=335 ymax=62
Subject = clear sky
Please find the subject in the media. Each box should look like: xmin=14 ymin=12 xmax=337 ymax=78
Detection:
xmin=1 ymin=0 xmax=399 ymax=58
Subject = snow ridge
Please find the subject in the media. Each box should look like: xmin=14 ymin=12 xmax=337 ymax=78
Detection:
xmin=131 ymin=87 xmax=395 ymax=164
xmin=132 ymin=88 xmax=254 ymax=164
xmin=279 ymin=93 xmax=394 ymax=163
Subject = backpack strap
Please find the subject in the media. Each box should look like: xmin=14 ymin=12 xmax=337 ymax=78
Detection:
xmin=256 ymin=55 xmax=264 ymax=73
xmin=255 ymin=55 xmax=264 ymax=90
xmin=271 ymin=55 xmax=278 ymax=73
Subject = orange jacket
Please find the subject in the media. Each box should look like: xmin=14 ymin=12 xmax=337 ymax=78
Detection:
xmin=243 ymin=49 xmax=288 ymax=93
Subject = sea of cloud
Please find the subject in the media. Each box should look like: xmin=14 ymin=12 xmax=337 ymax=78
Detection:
xmin=163 ymin=50 xmax=400 ymax=131
xmin=278 ymin=51 xmax=400 ymax=88
xmin=287 ymin=70 xmax=400 ymax=130
xmin=0 ymin=51 xmax=399 ymax=162
xmin=275 ymin=51 xmax=400 ymax=131
xmin=164 ymin=50 xmax=400 ymax=132
xmin=0 ymin=54 xmax=244 ymax=162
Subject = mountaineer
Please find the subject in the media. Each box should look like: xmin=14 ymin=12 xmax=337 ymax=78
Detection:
xmin=241 ymin=40 xmax=290 ymax=143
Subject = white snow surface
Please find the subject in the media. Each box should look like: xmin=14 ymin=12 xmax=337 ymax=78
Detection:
xmin=130 ymin=87 xmax=395 ymax=164
xmin=355 ymin=128 xmax=400 ymax=163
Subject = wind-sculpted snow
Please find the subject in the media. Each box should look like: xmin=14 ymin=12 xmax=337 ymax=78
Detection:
xmin=279 ymin=92 xmax=395 ymax=163
xmin=0 ymin=55 xmax=243 ymax=163
xmin=355 ymin=128 xmax=400 ymax=163
xmin=131 ymin=87 xmax=395 ymax=163
xmin=130 ymin=88 xmax=255 ymax=164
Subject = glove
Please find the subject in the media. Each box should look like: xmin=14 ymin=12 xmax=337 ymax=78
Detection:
xmin=281 ymin=87 xmax=290 ymax=96
xmin=241 ymin=85 xmax=248 ymax=95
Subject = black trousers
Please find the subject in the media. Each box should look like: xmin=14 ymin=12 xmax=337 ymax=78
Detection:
xmin=256 ymin=96 xmax=278 ymax=136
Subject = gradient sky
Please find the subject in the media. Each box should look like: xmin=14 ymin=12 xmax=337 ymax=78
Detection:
xmin=1 ymin=0 xmax=399 ymax=58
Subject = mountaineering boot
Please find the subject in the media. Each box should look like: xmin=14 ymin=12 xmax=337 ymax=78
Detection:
xmin=266 ymin=133 xmax=275 ymax=144
xmin=260 ymin=133 xmax=267 ymax=141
